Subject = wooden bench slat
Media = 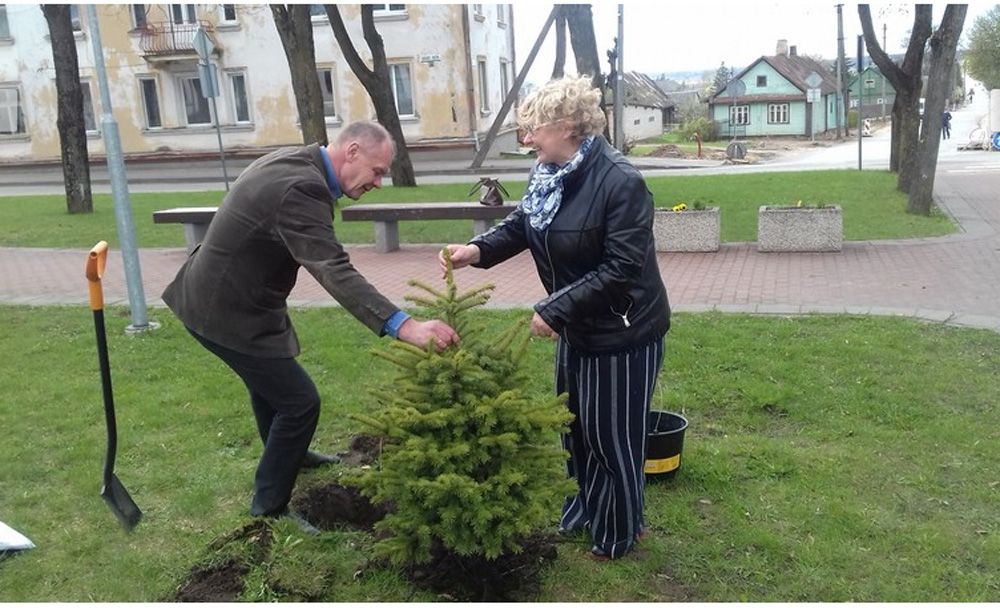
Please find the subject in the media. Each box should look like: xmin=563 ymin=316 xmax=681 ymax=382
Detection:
xmin=340 ymin=202 xmax=516 ymax=222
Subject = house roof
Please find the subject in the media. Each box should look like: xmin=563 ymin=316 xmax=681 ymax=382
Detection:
xmin=711 ymin=52 xmax=839 ymax=102
xmin=609 ymin=71 xmax=675 ymax=109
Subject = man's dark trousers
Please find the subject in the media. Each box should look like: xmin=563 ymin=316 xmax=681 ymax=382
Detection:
xmin=189 ymin=329 xmax=320 ymax=515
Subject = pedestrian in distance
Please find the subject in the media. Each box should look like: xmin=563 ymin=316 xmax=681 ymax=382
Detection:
xmin=942 ymin=110 xmax=952 ymax=139
xmin=162 ymin=120 xmax=460 ymax=535
xmin=439 ymin=74 xmax=671 ymax=561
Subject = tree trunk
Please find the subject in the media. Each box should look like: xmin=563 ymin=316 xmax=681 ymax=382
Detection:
xmin=42 ymin=5 xmax=92 ymax=214
xmin=270 ymin=4 xmax=328 ymax=146
xmin=325 ymin=5 xmax=416 ymax=187
xmin=907 ymin=5 xmax=967 ymax=215
xmin=858 ymin=5 xmax=932 ymax=192
xmin=551 ymin=11 xmax=566 ymax=80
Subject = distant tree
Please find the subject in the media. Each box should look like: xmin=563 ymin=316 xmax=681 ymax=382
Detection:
xmin=270 ymin=5 xmax=328 ymax=146
xmin=859 ymin=4 xmax=932 ymax=193
xmin=906 ymin=5 xmax=967 ymax=215
xmin=325 ymin=4 xmax=416 ymax=187
xmin=712 ymin=62 xmax=730 ymax=95
xmin=42 ymin=4 xmax=92 ymax=214
xmin=549 ymin=5 xmax=609 ymax=140
xmin=963 ymin=5 xmax=1000 ymax=90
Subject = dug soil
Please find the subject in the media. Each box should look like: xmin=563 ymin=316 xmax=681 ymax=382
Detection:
xmin=167 ymin=434 xmax=560 ymax=602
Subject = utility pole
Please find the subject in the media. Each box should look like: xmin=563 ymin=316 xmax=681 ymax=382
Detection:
xmin=86 ymin=5 xmax=156 ymax=334
xmin=836 ymin=4 xmax=847 ymax=139
xmin=881 ymin=23 xmax=887 ymax=118
xmin=613 ymin=5 xmax=624 ymax=151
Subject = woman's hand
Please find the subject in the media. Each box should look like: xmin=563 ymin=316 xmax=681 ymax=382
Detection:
xmin=439 ymin=244 xmax=481 ymax=278
xmin=530 ymin=312 xmax=558 ymax=341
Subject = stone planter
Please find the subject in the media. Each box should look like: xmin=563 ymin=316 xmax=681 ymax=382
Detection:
xmin=652 ymin=207 xmax=720 ymax=252
xmin=757 ymin=205 xmax=842 ymax=252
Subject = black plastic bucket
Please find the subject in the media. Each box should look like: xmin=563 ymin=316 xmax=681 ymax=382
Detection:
xmin=645 ymin=410 xmax=688 ymax=481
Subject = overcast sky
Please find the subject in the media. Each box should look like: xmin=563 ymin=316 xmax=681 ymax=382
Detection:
xmin=511 ymin=2 xmax=996 ymax=84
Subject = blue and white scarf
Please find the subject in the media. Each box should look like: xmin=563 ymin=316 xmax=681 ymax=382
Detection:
xmin=520 ymin=135 xmax=596 ymax=231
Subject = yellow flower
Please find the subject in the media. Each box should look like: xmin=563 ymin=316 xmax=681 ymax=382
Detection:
xmin=796 ymin=200 xmax=803 ymax=207
xmin=672 ymin=203 xmax=688 ymax=212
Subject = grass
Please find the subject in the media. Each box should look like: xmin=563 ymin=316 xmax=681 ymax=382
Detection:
xmin=0 ymin=170 xmax=954 ymax=248
xmin=1 ymin=305 xmax=999 ymax=601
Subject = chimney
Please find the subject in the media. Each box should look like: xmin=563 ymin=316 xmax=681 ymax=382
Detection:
xmin=790 ymin=45 xmax=797 ymax=56
xmin=776 ymin=39 xmax=789 ymax=56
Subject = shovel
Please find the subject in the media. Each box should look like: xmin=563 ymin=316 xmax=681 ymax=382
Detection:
xmin=86 ymin=241 xmax=142 ymax=532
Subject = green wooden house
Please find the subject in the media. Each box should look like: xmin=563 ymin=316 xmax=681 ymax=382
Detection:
xmin=708 ymin=42 xmax=842 ymax=138
xmin=848 ymin=66 xmax=896 ymax=119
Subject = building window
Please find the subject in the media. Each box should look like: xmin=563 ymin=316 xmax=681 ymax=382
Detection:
xmin=472 ymin=4 xmax=484 ymax=21
xmin=70 ymin=5 xmax=81 ymax=32
xmin=0 ymin=5 xmax=11 ymax=38
xmin=499 ymin=59 xmax=510 ymax=102
xmin=317 ymin=67 xmax=336 ymax=120
xmin=179 ymin=75 xmax=211 ymax=125
xmin=0 ymin=86 xmax=25 ymax=134
xmin=130 ymin=5 xmax=147 ymax=29
xmin=730 ymin=104 xmax=749 ymax=125
xmin=80 ymin=81 xmax=96 ymax=132
xmin=220 ymin=4 xmax=237 ymax=23
xmin=310 ymin=5 xmax=326 ymax=19
xmin=756 ymin=75 xmax=767 ymax=87
xmin=139 ymin=77 xmax=161 ymax=128
xmin=170 ymin=4 xmax=197 ymax=24
xmin=477 ymin=58 xmax=489 ymax=113
xmin=849 ymin=99 xmax=859 ymax=108
xmin=228 ymin=70 xmax=250 ymax=123
xmin=496 ymin=4 xmax=506 ymax=26
xmin=138 ymin=77 xmax=161 ymax=128
xmin=864 ymin=78 xmax=876 ymax=89
xmin=767 ymin=103 xmax=789 ymax=124
xmin=371 ymin=4 xmax=405 ymax=12
xmin=389 ymin=63 xmax=413 ymax=116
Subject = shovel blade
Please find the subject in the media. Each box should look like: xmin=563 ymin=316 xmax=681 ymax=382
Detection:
xmin=101 ymin=474 xmax=142 ymax=532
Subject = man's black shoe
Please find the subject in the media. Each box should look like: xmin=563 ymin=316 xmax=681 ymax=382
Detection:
xmin=265 ymin=508 xmax=320 ymax=537
xmin=301 ymin=450 xmax=340 ymax=469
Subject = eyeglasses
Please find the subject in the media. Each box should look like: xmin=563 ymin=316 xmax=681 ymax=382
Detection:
xmin=522 ymin=120 xmax=561 ymax=135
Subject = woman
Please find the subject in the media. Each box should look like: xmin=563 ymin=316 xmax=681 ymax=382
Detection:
xmin=440 ymin=75 xmax=670 ymax=560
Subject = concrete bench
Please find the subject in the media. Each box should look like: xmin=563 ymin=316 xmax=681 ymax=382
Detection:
xmin=152 ymin=207 xmax=219 ymax=253
xmin=340 ymin=202 xmax=516 ymax=253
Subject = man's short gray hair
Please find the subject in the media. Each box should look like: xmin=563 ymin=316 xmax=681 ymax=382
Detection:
xmin=335 ymin=120 xmax=396 ymax=155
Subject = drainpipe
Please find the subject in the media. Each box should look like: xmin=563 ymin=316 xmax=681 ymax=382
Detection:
xmin=461 ymin=5 xmax=478 ymax=150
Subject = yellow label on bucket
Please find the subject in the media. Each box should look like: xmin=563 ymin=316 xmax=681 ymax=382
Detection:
xmin=645 ymin=455 xmax=680 ymax=474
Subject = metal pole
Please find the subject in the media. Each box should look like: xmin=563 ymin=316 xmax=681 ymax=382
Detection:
xmin=881 ymin=24 xmax=887 ymax=118
xmin=857 ymin=35 xmax=863 ymax=170
xmin=86 ymin=5 xmax=156 ymax=333
xmin=836 ymin=4 xmax=845 ymax=139
xmin=614 ymin=4 xmax=624 ymax=151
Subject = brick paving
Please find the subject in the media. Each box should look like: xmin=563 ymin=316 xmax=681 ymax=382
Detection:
xmin=3 ymin=154 xmax=1000 ymax=333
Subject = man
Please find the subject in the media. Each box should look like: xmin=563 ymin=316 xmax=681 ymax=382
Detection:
xmin=162 ymin=121 xmax=459 ymax=533
xmin=942 ymin=110 xmax=952 ymax=140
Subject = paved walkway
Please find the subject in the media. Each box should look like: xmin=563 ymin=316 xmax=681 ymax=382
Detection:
xmin=3 ymin=123 xmax=1000 ymax=334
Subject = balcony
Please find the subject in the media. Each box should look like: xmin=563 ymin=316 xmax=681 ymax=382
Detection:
xmin=138 ymin=21 xmax=220 ymax=63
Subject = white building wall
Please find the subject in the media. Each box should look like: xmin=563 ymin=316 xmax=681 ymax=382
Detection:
xmin=0 ymin=4 xmax=517 ymax=162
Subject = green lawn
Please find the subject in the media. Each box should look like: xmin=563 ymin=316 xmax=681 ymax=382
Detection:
xmin=0 ymin=170 xmax=954 ymax=248
xmin=1 ymin=305 xmax=998 ymax=601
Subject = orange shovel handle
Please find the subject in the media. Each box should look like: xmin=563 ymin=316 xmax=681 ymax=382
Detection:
xmin=86 ymin=241 xmax=108 ymax=311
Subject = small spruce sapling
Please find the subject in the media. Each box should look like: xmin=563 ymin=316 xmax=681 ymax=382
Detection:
xmin=351 ymin=248 xmax=576 ymax=565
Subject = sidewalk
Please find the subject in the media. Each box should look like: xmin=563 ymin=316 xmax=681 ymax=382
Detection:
xmin=3 ymin=166 xmax=1000 ymax=334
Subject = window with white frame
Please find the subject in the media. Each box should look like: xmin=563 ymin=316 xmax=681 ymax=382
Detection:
xmin=0 ymin=86 xmax=25 ymax=134
xmin=496 ymin=4 xmax=506 ymax=25
xmin=767 ymin=103 xmax=789 ymax=124
xmin=228 ymin=70 xmax=250 ymax=123
xmin=138 ymin=77 xmax=161 ymax=128
xmin=371 ymin=4 xmax=405 ymax=12
xmin=130 ymin=4 xmax=147 ymax=29
xmin=220 ymin=4 xmax=237 ymax=23
xmin=310 ymin=5 xmax=326 ymax=19
xmin=80 ymin=81 xmax=96 ymax=131
xmin=499 ymin=59 xmax=510 ymax=103
xmin=170 ymin=4 xmax=197 ymax=24
xmin=389 ymin=63 xmax=413 ymax=116
xmin=0 ymin=5 xmax=11 ymax=38
xmin=849 ymin=99 xmax=859 ymax=108
xmin=179 ymin=75 xmax=211 ymax=125
xmin=472 ymin=4 xmax=484 ymax=20
xmin=730 ymin=104 xmax=749 ymax=125
xmin=317 ymin=67 xmax=337 ymax=120
xmin=477 ymin=58 xmax=489 ymax=113
xmin=70 ymin=5 xmax=81 ymax=31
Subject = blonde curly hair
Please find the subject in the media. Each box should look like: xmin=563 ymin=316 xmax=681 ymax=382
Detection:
xmin=517 ymin=74 xmax=607 ymax=139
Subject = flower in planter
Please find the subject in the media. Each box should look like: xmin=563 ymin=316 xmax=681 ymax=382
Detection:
xmin=672 ymin=203 xmax=688 ymax=212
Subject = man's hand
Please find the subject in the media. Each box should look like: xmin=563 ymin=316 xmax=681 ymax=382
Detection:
xmin=530 ymin=312 xmax=558 ymax=341
xmin=439 ymin=244 xmax=481 ymax=278
xmin=397 ymin=318 xmax=460 ymax=352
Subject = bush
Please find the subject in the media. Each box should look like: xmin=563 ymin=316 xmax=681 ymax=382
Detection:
xmin=676 ymin=116 xmax=719 ymax=142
